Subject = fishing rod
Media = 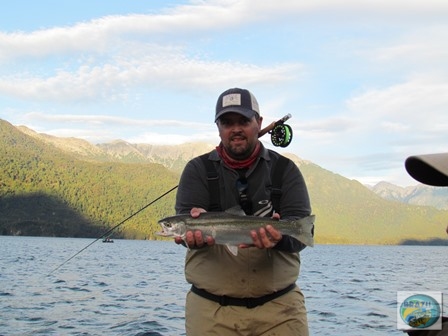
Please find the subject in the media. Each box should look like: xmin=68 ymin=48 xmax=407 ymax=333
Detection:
xmin=48 ymin=185 xmax=178 ymax=275
xmin=48 ymin=114 xmax=293 ymax=275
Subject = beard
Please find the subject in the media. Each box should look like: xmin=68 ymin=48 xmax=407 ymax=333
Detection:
xmin=227 ymin=145 xmax=251 ymax=160
xmin=224 ymin=137 xmax=255 ymax=160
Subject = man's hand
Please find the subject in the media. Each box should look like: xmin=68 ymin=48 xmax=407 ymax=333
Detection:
xmin=241 ymin=212 xmax=282 ymax=249
xmin=174 ymin=207 xmax=215 ymax=248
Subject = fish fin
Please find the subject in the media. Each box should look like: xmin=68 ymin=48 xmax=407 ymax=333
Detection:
xmin=224 ymin=205 xmax=246 ymax=216
xmin=180 ymin=236 xmax=191 ymax=251
xmin=226 ymin=244 xmax=239 ymax=256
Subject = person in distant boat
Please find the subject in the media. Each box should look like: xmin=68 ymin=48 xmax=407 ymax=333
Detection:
xmin=174 ymin=88 xmax=312 ymax=335
xmin=404 ymin=153 xmax=448 ymax=336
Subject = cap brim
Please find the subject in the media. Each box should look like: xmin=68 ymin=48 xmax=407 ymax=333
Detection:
xmin=215 ymin=107 xmax=257 ymax=122
xmin=405 ymin=153 xmax=448 ymax=186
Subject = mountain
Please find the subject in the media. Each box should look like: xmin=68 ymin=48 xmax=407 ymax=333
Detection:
xmin=17 ymin=125 xmax=107 ymax=159
xmin=18 ymin=125 xmax=214 ymax=173
xmin=370 ymin=181 xmax=448 ymax=210
xmin=2 ymin=118 xmax=448 ymax=245
xmin=22 ymin=123 xmax=447 ymax=211
xmin=1 ymin=119 xmax=179 ymax=240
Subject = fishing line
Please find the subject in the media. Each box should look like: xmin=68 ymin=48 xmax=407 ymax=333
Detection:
xmin=48 ymin=185 xmax=178 ymax=275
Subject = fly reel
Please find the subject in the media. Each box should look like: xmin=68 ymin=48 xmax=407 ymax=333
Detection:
xmin=270 ymin=122 xmax=293 ymax=147
xmin=258 ymin=113 xmax=294 ymax=147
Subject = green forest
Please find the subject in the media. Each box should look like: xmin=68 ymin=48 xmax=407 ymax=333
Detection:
xmin=0 ymin=120 xmax=178 ymax=240
xmin=1 ymin=119 xmax=448 ymax=245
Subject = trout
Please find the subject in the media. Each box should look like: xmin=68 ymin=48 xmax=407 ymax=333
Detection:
xmin=157 ymin=211 xmax=314 ymax=248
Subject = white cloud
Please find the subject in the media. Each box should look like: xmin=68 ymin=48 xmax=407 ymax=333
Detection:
xmin=127 ymin=131 xmax=220 ymax=146
xmin=2 ymin=0 xmax=448 ymax=187
xmin=1 ymin=0 xmax=447 ymax=60
xmin=0 ymin=61 xmax=301 ymax=102
xmin=347 ymin=75 xmax=448 ymax=129
xmin=24 ymin=112 xmax=211 ymax=129
xmin=19 ymin=112 xmax=220 ymax=146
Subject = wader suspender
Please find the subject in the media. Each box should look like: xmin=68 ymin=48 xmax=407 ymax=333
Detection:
xmin=200 ymin=153 xmax=221 ymax=212
xmin=200 ymin=152 xmax=288 ymax=213
xmin=270 ymin=154 xmax=288 ymax=213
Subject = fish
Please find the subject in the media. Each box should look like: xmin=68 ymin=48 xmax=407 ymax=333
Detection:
xmin=157 ymin=209 xmax=315 ymax=249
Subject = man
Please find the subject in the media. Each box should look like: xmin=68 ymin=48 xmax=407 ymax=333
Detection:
xmin=404 ymin=152 xmax=448 ymax=336
xmin=174 ymin=88 xmax=312 ymax=335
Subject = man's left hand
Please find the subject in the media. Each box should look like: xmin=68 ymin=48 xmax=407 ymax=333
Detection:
xmin=240 ymin=213 xmax=282 ymax=249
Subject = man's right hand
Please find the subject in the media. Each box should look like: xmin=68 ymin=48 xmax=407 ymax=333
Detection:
xmin=174 ymin=208 xmax=215 ymax=248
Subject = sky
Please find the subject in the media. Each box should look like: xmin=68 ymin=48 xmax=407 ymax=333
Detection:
xmin=1 ymin=0 xmax=447 ymax=187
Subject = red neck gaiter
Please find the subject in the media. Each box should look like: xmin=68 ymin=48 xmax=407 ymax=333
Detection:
xmin=216 ymin=142 xmax=261 ymax=169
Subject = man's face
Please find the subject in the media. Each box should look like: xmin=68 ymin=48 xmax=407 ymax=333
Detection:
xmin=217 ymin=112 xmax=262 ymax=160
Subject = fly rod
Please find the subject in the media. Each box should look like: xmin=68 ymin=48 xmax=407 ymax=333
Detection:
xmin=48 ymin=185 xmax=178 ymax=275
xmin=258 ymin=113 xmax=291 ymax=137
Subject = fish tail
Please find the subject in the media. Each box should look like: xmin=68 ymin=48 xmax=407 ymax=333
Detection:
xmin=296 ymin=215 xmax=315 ymax=247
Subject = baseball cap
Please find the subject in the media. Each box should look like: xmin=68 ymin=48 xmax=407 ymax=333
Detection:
xmin=215 ymin=88 xmax=260 ymax=122
xmin=405 ymin=152 xmax=448 ymax=186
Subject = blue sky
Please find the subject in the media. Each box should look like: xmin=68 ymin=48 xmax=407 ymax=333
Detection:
xmin=1 ymin=0 xmax=447 ymax=187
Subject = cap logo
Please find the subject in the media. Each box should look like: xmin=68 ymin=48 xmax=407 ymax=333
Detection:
xmin=222 ymin=93 xmax=241 ymax=108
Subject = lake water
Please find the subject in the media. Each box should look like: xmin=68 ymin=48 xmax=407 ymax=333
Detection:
xmin=0 ymin=236 xmax=446 ymax=335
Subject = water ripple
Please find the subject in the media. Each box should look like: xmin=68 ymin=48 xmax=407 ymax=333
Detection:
xmin=1 ymin=237 xmax=447 ymax=335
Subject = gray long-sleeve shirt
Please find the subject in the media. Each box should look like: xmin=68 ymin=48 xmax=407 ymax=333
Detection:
xmin=175 ymin=143 xmax=312 ymax=297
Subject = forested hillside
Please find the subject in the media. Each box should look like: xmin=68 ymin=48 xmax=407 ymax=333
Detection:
xmin=2 ymin=119 xmax=448 ymax=245
xmin=296 ymin=160 xmax=448 ymax=245
xmin=1 ymin=120 xmax=178 ymax=239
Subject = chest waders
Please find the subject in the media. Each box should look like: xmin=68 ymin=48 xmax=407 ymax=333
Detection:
xmin=199 ymin=151 xmax=288 ymax=214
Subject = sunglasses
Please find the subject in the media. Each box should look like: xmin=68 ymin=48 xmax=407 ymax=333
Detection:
xmin=237 ymin=178 xmax=252 ymax=215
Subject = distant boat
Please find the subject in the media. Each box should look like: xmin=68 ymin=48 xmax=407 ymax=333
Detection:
xmin=102 ymin=237 xmax=114 ymax=243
